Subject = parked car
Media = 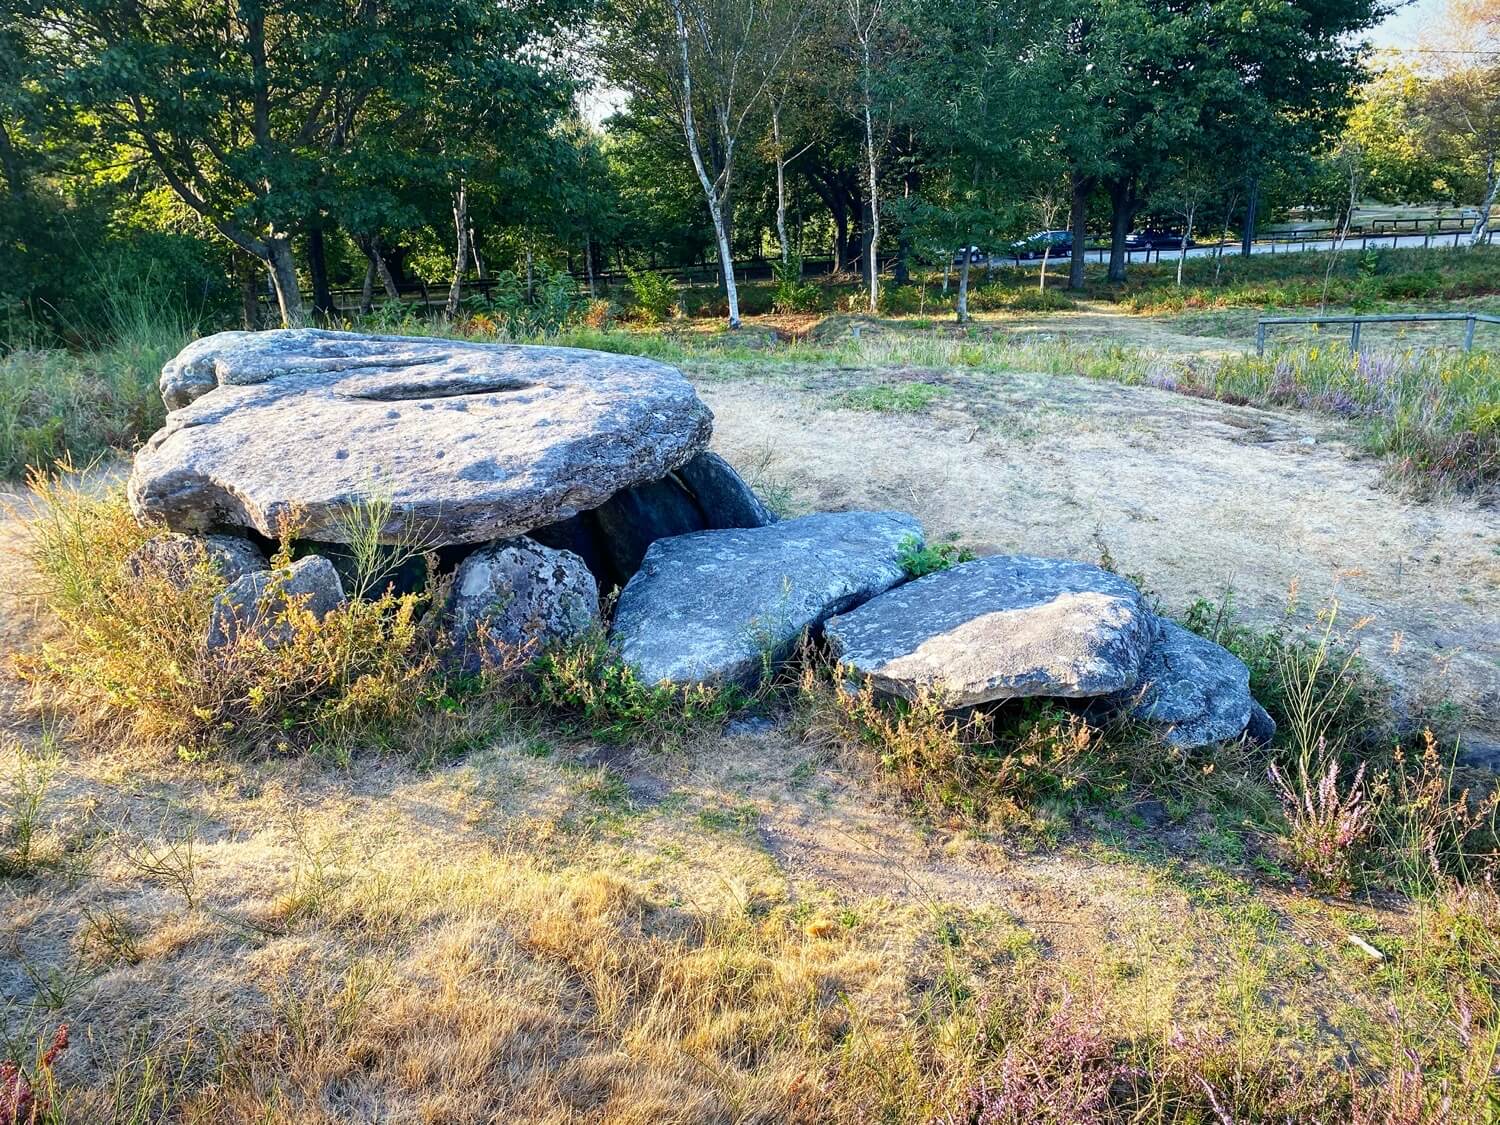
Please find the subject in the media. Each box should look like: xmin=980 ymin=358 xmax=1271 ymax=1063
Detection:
xmin=1125 ymin=229 xmax=1196 ymax=251
xmin=1010 ymin=230 xmax=1073 ymax=259
xmin=952 ymin=245 xmax=989 ymax=265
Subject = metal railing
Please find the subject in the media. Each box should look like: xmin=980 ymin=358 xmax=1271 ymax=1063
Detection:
xmin=1255 ymin=311 xmax=1500 ymax=355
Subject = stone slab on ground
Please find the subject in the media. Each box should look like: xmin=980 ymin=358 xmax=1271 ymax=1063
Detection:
xmin=1121 ymin=620 xmax=1254 ymax=748
xmin=130 ymin=329 xmax=713 ymax=546
xmin=613 ymin=510 xmax=920 ymax=688
xmin=825 ymin=555 xmax=1158 ymax=707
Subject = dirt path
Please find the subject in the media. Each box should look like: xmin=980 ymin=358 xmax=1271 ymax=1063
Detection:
xmin=697 ymin=364 xmax=1500 ymax=749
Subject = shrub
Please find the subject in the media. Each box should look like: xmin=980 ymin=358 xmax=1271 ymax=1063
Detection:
xmin=463 ymin=268 xmax=579 ymax=337
xmin=877 ymin=283 xmax=929 ymax=316
xmin=17 ymin=470 xmax=458 ymax=760
xmin=969 ymin=284 xmax=1075 ymax=313
xmin=529 ymin=627 xmax=739 ymax=746
xmin=896 ymin=534 xmax=975 ymax=577
xmin=802 ymin=667 xmax=1110 ymax=830
xmin=624 ymin=267 xmax=679 ymax=324
xmin=771 ymin=258 xmax=824 ymax=315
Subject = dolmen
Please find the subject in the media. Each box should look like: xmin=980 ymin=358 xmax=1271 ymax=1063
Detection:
xmin=126 ymin=329 xmax=1272 ymax=749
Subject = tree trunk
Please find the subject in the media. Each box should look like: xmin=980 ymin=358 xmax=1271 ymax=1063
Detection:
xmin=447 ymin=182 xmax=469 ymax=318
xmin=1213 ymin=191 xmax=1238 ymax=285
xmin=359 ymin=260 xmax=375 ymax=315
xmin=772 ymin=108 xmax=791 ymax=264
xmin=956 ymin=244 xmax=972 ymax=324
xmin=1176 ymin=203 xmax=1195 ymax=287
xmin=239 ymin=259 xmax=261 ymax=330
xmin=585 ymin=235 xmax=597 ymax=298
xmin=1106 ymin=178 xmax=1137 ymax=283
xmin=0 ymin=118 xmax=25 ymax=198
xmin=371 ymin=237 xmax=400 ymax=300
xmin=308 ymin=226 xmax=334 ymax=320
xmin=1068 ymin=171 xmax=1092 ymax=291
xmin=266 ymin=234 xmax=304 ymax=326
xmin=672 ymin=0 xmax=740 ymax=327
xmin=1240 ymin=177 xmax=1259 ymax=257
xmin=1039 ymin=246 xmax=1051 ymax=291
xmin=1468 ymin=155 xmax=1498 ymax=246
xmin=862 ymin=99 xmax=879 ymax=311
xmin=471 ymin=229 xmax=486 ymax=279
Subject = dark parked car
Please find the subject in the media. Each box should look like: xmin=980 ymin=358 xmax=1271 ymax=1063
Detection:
xmin=952 ymin=245 xmax=989 ymax=265
xmin=1125 ymin=229 xmax=1197 ymax=251
xmin=1010 ymin=230 xmax=1073 ymax=259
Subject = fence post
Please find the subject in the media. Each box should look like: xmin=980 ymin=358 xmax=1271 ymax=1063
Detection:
xmin=1350 ymin=321 xmax=1361 ymax=352
xmin=1464 ymin=314 xmax=1477 ymax=352
xmin=1255 ymin=320 xmax=1267 ymax=356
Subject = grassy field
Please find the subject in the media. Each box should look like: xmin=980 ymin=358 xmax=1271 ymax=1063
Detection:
xmin=2 ymin=248 xmax=1499 ymax=1122
xmin=2 ymin=469 xmax=1497 ymax=1121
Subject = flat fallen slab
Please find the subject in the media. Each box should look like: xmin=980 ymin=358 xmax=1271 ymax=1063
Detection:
xmin=128 ymin=330 xmax=713 ymax=545
xmin=613 ymin=511 xmax=920 ymax=688
xmin=825 ymin=555 xmax=1158 ymax=707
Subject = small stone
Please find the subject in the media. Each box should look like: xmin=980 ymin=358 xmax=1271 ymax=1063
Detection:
xmin=1246 ymin=700 xmax=1278 ymax=746
xmin=207 ymin=555 xmax=346 ymax=649
xmin=124 ymin=532 xmax=268 ymax=589
xmin=446 ymin=538 xmax=599 ymax=673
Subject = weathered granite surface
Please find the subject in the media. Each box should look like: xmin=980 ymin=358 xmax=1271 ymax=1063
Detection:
xmin=130 ymin=330 xmax=713 ymax=545
xmin=613 ymin=511 xmax=920 ymax=687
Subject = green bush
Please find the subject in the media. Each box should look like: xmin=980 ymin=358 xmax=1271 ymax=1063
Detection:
xmin=624 ymin=267 xmax=679 ymax=323
xmin=896 ymin=534 xmax=975 ymax=577
xmin=464 ymin=268 xmax=579 ymax=337
xmin=771 ymin=258 xmax=823 ymax=314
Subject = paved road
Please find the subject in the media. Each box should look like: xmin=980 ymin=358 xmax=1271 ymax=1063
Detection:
xmin=1002 ymin=227 xmax=1494 ymax=270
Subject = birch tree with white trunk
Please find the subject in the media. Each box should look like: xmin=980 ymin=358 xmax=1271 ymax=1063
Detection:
xmin=847 ymin=0 xmax=885 ymax=311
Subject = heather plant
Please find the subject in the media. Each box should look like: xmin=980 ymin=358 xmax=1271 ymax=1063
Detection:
xmin=1268 ymin=742 xmax=1376 ymax=892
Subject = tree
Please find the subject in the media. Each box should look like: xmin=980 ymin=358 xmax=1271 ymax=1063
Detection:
xmin=602 ymin=0 xmax=796 ymax=328
xmin=888 ymin=0 xmax=1049 ymax=321
xmin=23 ymin=0 xmax=580 ymax=325
xmin=847 ymin=0 xmax=886 ymax=311
xmin=1423 ymin=0 xmax=1500 ymax=243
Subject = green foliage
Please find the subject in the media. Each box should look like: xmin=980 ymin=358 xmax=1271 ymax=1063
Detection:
xmin=19 ymin=471 xmax=462 ymax=760
xmin=896 ymin=534 xmax=975 ymax=578
xmin=0 ymin=315 xmax=188 ymax=479
xmin=771 ymin=258 xmax=823 ymax=314
xmin=969 ymin=285 xmax=1076 ymax=313
xmin=529 ymin=627 xmax=740 ymax=746
xmin=0 ymin=737 xmax=58 ymax=878
xmin=838 ymin=382 xmax=947 ymax=412
xmin=464 ymin=268 xmax=580 ymax=337
xmin=623 ymin=267 xmax=679 ymax=323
